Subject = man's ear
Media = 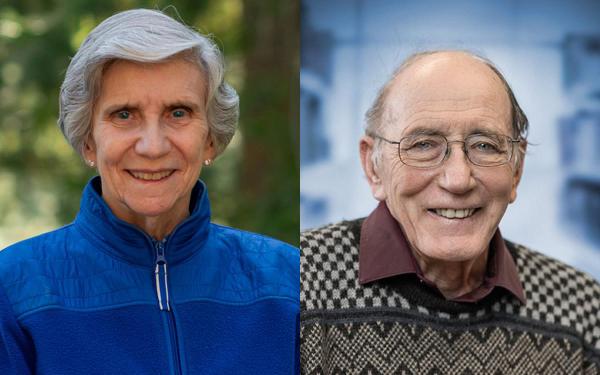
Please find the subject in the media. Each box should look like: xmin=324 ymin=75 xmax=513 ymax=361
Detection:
xmin=509 ymin=142 xmax=527 ymax=203
xmin=359 ymin=136 xmax=387 ymax=201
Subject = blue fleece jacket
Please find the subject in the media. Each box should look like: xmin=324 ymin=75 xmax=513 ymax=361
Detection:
xmin=0 ymin=177 xmax=299 ymax=374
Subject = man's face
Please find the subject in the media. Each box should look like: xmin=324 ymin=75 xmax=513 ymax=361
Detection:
xmin=363 ymin=53 xmax=523 ymax=263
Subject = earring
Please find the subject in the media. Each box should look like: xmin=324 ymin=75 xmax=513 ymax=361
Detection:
xmin=87 ymin=160 xmax=95 ymax=168
xmin=203 ymin=159 xmax=212 ymax=166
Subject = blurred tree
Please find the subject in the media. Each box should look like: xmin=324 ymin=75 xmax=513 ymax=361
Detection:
xmin=0 ymin=0 xmax=299 ymax=247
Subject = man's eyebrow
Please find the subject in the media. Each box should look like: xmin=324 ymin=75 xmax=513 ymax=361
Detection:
xmin=467 ymin=127 xmax=506 ymax=136
xmin=402 ymin=126 xmax=506 ymax=137
xmin=402 ymin=127 xmax=443 ymax=136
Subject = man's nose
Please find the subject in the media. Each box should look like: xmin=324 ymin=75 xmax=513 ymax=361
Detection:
xmin=437 ymin=142 xmax=476 ymax=194
xmin=134 ymin=119 xmax=172 ymax=158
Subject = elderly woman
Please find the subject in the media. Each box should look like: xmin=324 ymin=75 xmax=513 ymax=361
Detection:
xmin=0 ymin=9 xmax=298 ymax=374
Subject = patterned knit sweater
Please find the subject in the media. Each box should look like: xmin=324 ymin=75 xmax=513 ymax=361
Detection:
xmin=300 ymin=219 xmax=600 ymax=374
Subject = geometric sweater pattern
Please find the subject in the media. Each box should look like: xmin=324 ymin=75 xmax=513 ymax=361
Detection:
xmin=300 ymin=219 xmax=600 ymax=374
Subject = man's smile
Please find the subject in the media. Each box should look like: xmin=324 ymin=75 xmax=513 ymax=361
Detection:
xmin=428 ymin=208 xmax=480 ymax=219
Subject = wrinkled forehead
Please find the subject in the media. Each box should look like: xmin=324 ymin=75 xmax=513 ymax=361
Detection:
xmin=383 ymin=53 xmax=512 ymax=135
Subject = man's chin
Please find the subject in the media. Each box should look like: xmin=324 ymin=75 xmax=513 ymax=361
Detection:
xmin=414 ymin=237 xmax=489 ymax=264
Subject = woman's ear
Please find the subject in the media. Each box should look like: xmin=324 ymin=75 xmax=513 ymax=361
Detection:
xmin=203 ymin=132 xmax=217 ymax=162
xmin=359 ymin=136 xmax=387 ymax=201
xmin=82 ymin=138 xmax=97 ymax=167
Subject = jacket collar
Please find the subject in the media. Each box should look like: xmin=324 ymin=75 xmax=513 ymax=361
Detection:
xmin=75 ymin=176 xmax=211 ymax=267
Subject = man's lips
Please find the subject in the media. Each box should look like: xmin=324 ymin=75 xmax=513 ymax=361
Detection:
xmin=427 ymin=207 xmax=481 ymax=219
xmin=126 ymin=169 xmax=176 ymax=181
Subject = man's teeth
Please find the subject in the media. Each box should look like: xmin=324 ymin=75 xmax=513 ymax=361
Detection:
xmin=130 ymin=170 xmax=173 ymax=181
xmin=434 ymin=208 xmax=476 ymax=219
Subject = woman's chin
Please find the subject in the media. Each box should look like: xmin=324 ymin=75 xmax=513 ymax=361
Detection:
xmin=117 ymin=196 xmax=186 ymax=222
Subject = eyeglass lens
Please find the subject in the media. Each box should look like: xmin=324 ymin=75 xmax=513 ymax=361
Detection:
xmin=398 ymin=134 xmax=513 ymax=167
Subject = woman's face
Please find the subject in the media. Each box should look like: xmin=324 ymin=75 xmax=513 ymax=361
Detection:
xmin=84 ymin=58 xmax=214 ymax=226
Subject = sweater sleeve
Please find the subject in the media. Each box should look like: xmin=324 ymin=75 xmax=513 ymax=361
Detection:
xmin=0 ymin=283 xmax=34 ymax=374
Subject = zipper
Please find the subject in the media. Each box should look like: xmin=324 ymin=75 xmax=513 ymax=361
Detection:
xmin=153 ymin=239 xmax=183 ymax=374
xmin=154 ymin=239 xmax=170 ymax=311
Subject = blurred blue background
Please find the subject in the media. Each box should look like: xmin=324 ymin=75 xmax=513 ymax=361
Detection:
xmin=300 ymin=0 xmax=600 ymax=279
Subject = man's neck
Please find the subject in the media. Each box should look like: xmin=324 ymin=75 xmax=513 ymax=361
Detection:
xmin=413 ymin=248 xmax=489 ymax=299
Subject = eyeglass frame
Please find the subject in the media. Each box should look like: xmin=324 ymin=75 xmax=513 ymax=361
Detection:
xmin=369 ymin=132 xmax=522 ymax=168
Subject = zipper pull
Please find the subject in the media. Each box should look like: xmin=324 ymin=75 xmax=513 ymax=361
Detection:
xmin=154 ymin=239 xmax=171 ymax=311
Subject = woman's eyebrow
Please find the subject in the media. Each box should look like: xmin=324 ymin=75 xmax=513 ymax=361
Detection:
xmin=101 ymin=102 xmax=137 ymax=114
xmin=167 ymin=101 xmax=201 ymax=112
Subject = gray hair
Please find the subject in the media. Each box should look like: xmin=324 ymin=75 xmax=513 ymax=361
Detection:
xmin=59 ymin=8 xmax=239 ymax=157
xmin=365 ymin=50 xmax=528 ymax=164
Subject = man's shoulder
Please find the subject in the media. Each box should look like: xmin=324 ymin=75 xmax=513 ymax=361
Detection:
xmin=507 ymin=240 xmax=600 ymax=292
xmin=507 ymin=240 xmax=600 ymax=349
xmin=300 ymin=218 xmax=364 ymax=273
xmin=300 ymin=219 xmax=365 ymax=311
xmin=301 ymin=219 xmax=364 ymax=252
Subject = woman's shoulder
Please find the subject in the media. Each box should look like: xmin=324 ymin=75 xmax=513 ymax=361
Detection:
xmin=0 ymin=225 xmax=78 ymax=309
xmin=207 ymin=224 xmax=299 ymax=299
xmin=0 ymin=224 xmax=77 ymax=265
xmin=210 ymin=223 xmax=299 ymax=258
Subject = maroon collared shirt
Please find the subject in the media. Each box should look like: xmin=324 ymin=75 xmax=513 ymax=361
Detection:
xmin=359 ymin=201 xmax=526 ymax=304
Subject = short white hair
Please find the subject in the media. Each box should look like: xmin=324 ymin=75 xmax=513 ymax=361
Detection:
xmin=59 ymin=8 xmax=239 ymax=157
xmin=366 ymin=50 xmax=528 ymax=165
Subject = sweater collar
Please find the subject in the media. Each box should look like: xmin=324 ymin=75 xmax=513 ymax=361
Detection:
xmin=75 ymin=176 xmax=211 ymax=267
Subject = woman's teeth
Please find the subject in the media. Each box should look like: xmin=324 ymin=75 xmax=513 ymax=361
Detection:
xmin=130 ymin=170 xmax=173 ymax=181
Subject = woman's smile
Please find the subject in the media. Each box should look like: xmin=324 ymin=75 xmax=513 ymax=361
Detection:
xmin=127 ymin=169 xmax=176 ymax=182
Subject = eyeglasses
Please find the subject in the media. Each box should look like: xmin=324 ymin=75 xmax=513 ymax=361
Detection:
xmin=371 ymin=133 xmax=521 ymax=168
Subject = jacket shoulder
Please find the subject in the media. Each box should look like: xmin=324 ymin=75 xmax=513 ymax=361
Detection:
xmin=507 ymin=241 xmax=600 ymax=352
xmin=211 ymin=223 xmax=298 ymax=259
xmin=0 ymin=225 xmax=80 ymax=318
xmin=209 ymin=224 xmax=299 ymax=302
xmin=0 ymin=225 xmax=75 ymax=274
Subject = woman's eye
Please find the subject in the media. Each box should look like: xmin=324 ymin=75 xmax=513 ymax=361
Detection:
xmin=172 ymin=109 xmax=188 ymax=118
xmin=116 ymin=110 xmax=131 ymax=120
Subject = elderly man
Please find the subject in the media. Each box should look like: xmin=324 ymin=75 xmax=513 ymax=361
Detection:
xmin=300 ymin=51 xmax=600 ymax=374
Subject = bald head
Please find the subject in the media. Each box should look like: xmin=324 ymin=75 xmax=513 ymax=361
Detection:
xmin=365 ymin=51 xmax=528 ymax=142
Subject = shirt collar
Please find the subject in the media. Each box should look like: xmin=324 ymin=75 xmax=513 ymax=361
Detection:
xmin=74 ymin=176 xmax=212 ymax=267
xmin=359 ymin=201 xmax=525 ymax=304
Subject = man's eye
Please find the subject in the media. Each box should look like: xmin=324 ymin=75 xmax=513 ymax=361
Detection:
xmin=474 ymin=142 xmax=500 ymax=153
xmin=415 ymin=141 xmax=433 ymax=149
xmin=408 ymin=139 xmax=438 ymax=151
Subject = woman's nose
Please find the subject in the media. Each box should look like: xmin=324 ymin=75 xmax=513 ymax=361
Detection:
xmin=134 ymin=120 xmax=172 ymax=158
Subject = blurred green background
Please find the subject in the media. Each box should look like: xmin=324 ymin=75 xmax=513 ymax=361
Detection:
xmin=0 ymin=0 xmax=299 ymax=247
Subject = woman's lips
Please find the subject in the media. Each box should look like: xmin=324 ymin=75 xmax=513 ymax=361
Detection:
xmin=127 ymin=170 xmax=175 ymax=181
